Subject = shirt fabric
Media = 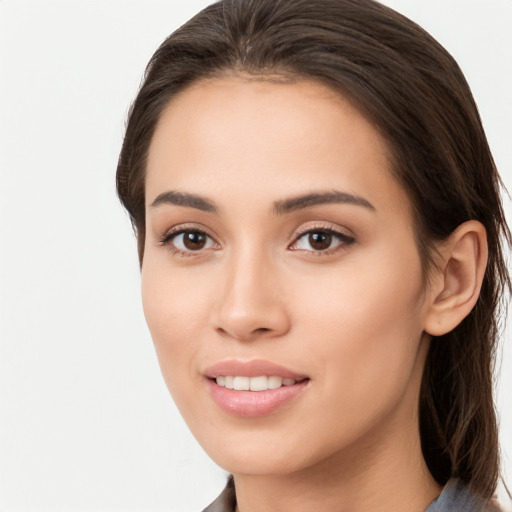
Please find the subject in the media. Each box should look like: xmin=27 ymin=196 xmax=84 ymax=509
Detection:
xmin=202 ymin=477 xmax=498 ymax=512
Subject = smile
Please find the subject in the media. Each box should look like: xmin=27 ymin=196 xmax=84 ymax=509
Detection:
xmin=203 ymin=359 xmax=310 ymax=417
xmin=215 ymin=375 xmax=298 ymax=391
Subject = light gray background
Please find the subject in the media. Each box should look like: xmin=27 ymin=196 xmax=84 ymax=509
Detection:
xmin=0 ymin=1 xmax=511 ymax=510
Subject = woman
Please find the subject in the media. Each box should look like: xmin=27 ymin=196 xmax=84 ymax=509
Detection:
xmin=116 ymin=0 xmax=510 ymax=510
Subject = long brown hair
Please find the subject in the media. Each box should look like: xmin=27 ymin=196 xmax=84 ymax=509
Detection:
xmin=116 ymin=0 xmax=511 ymax=498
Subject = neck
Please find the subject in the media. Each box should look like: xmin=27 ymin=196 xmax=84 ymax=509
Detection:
xmin=233 ymin=371 xmax=441 ymax=512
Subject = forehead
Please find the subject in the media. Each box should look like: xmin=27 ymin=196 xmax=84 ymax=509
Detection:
xmin=145 ymin=77 xmax=411 ymax=219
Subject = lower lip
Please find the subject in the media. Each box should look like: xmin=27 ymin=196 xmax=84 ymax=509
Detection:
xmin=206 ymin=379 xmax=309 ymax=417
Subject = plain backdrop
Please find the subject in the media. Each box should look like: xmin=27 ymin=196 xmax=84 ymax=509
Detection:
xmin=0 ymin=1 xmax=511 ymax=511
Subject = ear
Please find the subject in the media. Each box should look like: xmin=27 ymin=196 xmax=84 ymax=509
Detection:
xmin=424 ymin=220 xmax=488 ymax=336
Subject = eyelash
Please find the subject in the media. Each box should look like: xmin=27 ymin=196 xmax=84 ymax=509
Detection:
xmin=289 ymin=225 xmax=355 ymax=255
xmin=159 ymin=224 xmax=220 ymax=257
xmin=159 ymin=224 xmax=355 ymax=257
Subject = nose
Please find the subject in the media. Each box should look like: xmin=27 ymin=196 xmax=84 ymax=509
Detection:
xmin=212 ymin=250 xmax=291 ymax=342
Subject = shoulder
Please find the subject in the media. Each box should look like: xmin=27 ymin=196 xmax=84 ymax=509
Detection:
xmin=425 ymin=479 xmax=503 ymax=512
xmin=201 ymin=477 xmax=507 ymax=512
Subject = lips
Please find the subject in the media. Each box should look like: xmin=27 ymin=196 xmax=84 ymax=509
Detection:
xmin=204 ymin=359 xmax=307 ymax=380
xmin=203 ymin=359 xmax=309 ymax=417
xmin=216 ymin=375 xmax=298 ymax=391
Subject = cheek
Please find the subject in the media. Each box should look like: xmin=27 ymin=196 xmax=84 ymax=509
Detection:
xmin=295 ymin=245 xmax=427 ymax=402
xmin=140 ymin=259 xmax=212 ymax=397
xmin=141 ymin=250 xmax=215 ymax=332
xmin=296 ymin=240 xmax=425 ymax=338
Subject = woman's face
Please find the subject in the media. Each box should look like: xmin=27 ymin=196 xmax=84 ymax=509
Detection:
xmin=142 ymin=78 xmax=433 ymax=476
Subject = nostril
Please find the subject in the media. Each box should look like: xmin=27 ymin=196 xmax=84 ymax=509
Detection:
xmin=215 ymin=325 xmax=276 ymax=341
xmin=216 ymin=327 xmax=229 ymax=337
xmin=213 ymin=299 xmax=291 ymax=341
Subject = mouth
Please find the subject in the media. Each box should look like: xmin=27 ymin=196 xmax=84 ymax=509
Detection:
xmin=214 ymin=375 xmax=304 ymax=391
xmin=203 ymin=360 xmax=310 ymax=417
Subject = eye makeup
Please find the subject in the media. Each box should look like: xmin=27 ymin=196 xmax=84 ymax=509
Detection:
xmin=158 ymin=223 xmax=220 ymax=257
xmin=289 ymin=222 xmax=356 ymax=256
xmin=157 ymin=219 xmax=356 ymax=260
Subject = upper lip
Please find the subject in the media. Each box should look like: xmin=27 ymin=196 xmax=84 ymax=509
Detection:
xmin=203 ymin=359 xmax=308 ymax=380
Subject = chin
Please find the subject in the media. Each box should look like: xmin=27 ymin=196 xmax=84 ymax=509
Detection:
xmin=196 ymin=426 xmax=338 ymax=478
xmin=214 ymin=452 xmax=305 ymax=477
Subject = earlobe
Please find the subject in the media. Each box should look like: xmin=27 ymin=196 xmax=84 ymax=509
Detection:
xmin=424 ymin=221 xmax=488 ymax=336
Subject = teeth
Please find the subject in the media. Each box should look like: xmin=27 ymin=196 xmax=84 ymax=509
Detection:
xmin=233 ymin=376 xmax=250 ymax=390
xmin=268 ymin=376 xmax=283 ymax=389
xmin=215 ymin=375 xmax=297 ymax=391
xmin=249 ymin=376 xmax=268 ymax=391
xmin=224 ymin=376 xmax=234 ymax=389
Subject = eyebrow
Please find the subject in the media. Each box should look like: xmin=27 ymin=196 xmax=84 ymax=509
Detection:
xmin=149 ymin=189 xmax=375 ymax=215
xmin=149 ymin=191 xmax=218 ymax=213
xmin=273 ymin=190 xmax=375 ymax=215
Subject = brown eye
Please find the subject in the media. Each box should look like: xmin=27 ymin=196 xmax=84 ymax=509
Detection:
xmin=308 ymin=232 xmax=332 ymax=251
xmin=291 ymin=228 xmax=355 ymax=253
xmin=166 ymin=229 xmax=216 ymax=253
xmin=183 ymin=231 xmax=208 ymax=250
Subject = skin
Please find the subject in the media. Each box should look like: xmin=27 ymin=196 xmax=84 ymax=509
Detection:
xmin=142 ymin=77 xmax=453 ymax=512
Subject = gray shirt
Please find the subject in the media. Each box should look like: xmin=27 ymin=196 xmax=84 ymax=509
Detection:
xmin=202 ymin=477 xmax=498 ymax=512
